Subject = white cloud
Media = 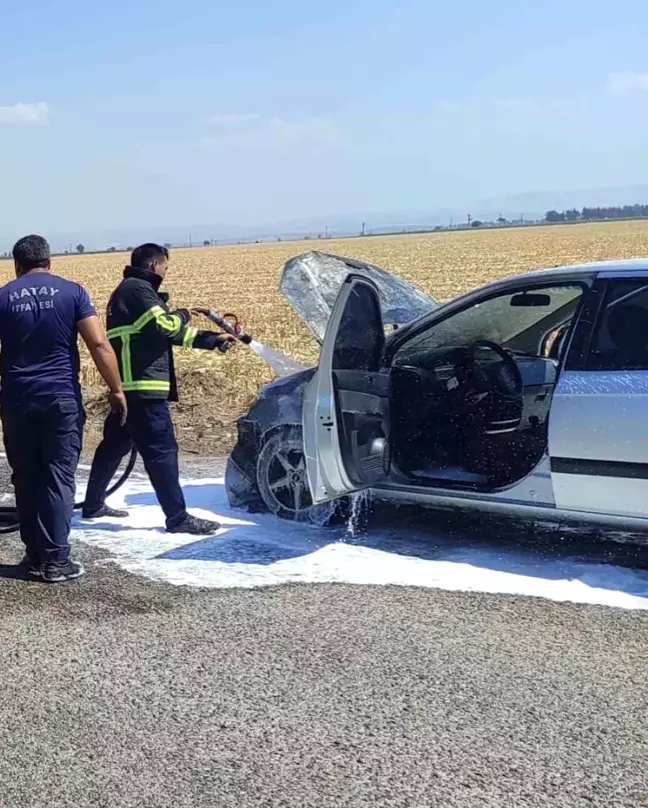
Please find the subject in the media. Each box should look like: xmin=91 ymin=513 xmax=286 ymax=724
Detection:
xmin=606 ymin=72 xmax=648 ymax=95
xmin=0 ymin=102 xmax=49 ymax=125
xmin=204 ymin=113 xmax=343 ymax=148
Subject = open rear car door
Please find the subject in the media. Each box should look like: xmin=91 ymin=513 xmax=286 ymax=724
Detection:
xmin=303 ymin=274 xmax=391 ymax=504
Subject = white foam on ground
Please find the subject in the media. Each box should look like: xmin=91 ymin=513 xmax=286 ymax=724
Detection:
xmin=71 ymin=477 xmax=648 ymax=610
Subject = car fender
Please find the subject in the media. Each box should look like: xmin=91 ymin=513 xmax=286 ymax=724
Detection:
xmin=225 ymin=368 xmax=315 ymax=509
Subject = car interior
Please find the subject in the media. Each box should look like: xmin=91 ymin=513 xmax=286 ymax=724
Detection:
xmin=388 ymin=284 xmax=585 ymax=490
xmin=587 ymin=281 xmax=648 ymax=371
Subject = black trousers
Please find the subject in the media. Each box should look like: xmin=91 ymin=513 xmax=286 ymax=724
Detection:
xmin=84 ymin=398 xmax=187 ymax=529
xmin=2 ymin=397 xmax=83 ymax=566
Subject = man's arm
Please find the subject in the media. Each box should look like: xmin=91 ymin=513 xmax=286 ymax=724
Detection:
xmin=171 ymin=323 xmax=235 ymax=352
xmin=128 ymin=284 xmax=195 ymax=344
xmin=130 ymin=286 xmax=234 ymax=351
xmin=78 ymin=316 xmax=128 ymax=425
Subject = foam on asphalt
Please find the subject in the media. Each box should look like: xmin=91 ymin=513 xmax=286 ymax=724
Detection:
xmin=1 ymin=460 xmax=648 ymax=807
xmin=70 ymin=474 xmax=648 ymax=610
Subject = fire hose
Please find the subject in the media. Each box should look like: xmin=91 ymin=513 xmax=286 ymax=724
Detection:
xmin=0 ymin=446 xmax=138 ymax=535
xmin=201 ymin=310 xmax=253 ymax=346
xmin=0 ymin=310 xmax=252 ymax=535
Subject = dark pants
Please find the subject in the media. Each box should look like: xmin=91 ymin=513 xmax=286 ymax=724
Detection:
xmin=2 ymin=397 xmax=83 ymax=566
xmin=84 ymin=398 xmax=187 ymax=529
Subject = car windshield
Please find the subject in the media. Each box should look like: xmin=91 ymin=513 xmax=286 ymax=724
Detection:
xmin=398 ymin=284 xmax=584 ymax=359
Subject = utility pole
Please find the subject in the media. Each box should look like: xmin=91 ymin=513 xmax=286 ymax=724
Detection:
xmin=189 ymin=234 xmax=193 ymax=248
xmin=324 ymin=226 xmax=329 ymax=239
xmin=361 ymin=222 xmax=366 ymax=236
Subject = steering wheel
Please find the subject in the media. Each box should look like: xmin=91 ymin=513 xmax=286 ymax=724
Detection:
xmin=465 ymin=339 xmax=523 ymax=400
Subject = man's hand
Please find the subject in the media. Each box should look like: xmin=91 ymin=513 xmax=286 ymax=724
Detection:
xmin=109 ymin=391 xmax=128 ymax=426
xmin=214 ymin=334 xmax=236 ymax=353
xmin=191 ymin=307 xmax=212 ymax=318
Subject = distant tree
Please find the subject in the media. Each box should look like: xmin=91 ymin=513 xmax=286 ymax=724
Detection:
xmin=76 ymin=244 xmax=85 ymax=253
xmin=471 ymin=220 xmax=483 ymax=228
xmin=126 ymin=246 xmax=133 ymax=252
xmin=107 ymin=246 xmax=117 ymax=252
xmin=545 ymin=210 xmax=565 ymax=223
xmin=163 ymin=242 xmax=172 ymax=250
xmin=565 ymin=208 xmax=580 ymax=222
xmin=497 ymin=216 xmax=507 ymax=225
xmin=203 ymin=239 xmax=211 ymax=247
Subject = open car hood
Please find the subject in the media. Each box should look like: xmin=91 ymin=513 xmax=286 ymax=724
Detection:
xmin=280 ymin=251 xmax=438 ymax=344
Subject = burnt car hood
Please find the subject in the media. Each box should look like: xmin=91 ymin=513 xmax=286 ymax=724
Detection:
xmin=280 ymin=251 xmax=437 ymax=343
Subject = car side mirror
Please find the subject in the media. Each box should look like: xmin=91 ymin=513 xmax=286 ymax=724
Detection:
xmin=510 ymin=292 xmax=551 ymax=307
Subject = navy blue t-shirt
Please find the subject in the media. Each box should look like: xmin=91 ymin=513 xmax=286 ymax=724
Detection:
xmin=0 ymin=271 xmax=96 ymax=403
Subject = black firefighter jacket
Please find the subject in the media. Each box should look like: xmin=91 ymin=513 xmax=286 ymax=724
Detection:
xmin=106 ymin=265 xmax=221 ymax=401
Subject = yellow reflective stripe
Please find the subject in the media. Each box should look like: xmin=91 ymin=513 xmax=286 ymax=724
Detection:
xmin=122 ymin=380 xmax=171 ymax=392
xmin=121 ymin=334 xmax=132 ymax=384
xmin=154 ymin=312 xmax=182 ymax=335
xmin=108 ymin=306 xmax=182 ymax=338
xmin=107 ymin=325 xmax=133 ymax=339
xmin=182 ymin=326 xmax=198 ymax=347
xmin=132 ymin=305 xmax=166 ymax=332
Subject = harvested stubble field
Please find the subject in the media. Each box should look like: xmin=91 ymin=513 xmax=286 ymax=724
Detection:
xmin=4 ymin=219 xmax=648 ymax=453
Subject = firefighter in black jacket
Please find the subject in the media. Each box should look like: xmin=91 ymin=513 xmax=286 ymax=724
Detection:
xmin=83 ymin=243 xmax=233 ymax=535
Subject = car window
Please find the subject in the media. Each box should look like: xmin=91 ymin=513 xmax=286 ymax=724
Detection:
xmin=587 ymin=280 xmax=648 ymax=371
xmin=332 ymin=280 xmax=384 ymax=371
xmin=395 ymin=284 xmax=584 ymax=363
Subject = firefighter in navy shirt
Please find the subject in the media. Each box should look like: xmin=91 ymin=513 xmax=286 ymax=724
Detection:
xmin=0 ymin=235 xmax=127 ymax=583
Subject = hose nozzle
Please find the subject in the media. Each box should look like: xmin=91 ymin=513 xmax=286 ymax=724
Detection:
xmin=201 ymin=310 xmax=252 ymax=344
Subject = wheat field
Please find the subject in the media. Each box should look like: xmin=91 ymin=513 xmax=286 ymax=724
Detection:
xmin=4 ymin=219 xmax=648 ymax=451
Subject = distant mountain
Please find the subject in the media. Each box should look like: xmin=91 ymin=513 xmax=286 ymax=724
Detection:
xmin=41 ymin=185 xmax=648 ymax=252
xmin=467 ymin=186 xmax=648 ymax=222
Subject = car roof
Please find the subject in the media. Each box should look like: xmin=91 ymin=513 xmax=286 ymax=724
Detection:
xmin=387 ymin=257 xmax=648 ymax=346
xmin=522 ymin=257 xmax=648 ymax=281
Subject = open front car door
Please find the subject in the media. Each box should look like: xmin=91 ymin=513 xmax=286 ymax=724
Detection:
xmin=303 ymin=275 xmax=391 ymax=504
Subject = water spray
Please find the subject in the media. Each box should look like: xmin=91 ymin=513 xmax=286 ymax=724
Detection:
xmin=200 ymin=309 xmax=307 ymax=377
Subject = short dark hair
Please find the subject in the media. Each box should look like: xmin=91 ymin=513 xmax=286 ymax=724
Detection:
xmin=131 ymin=243 xmax=169 ymax=269
xmin=13 ymin=234 xmax=51 ymax=271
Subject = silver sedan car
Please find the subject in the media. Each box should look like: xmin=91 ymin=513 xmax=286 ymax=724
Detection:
xmin=226 ymin=251 xmax=648 ymax=535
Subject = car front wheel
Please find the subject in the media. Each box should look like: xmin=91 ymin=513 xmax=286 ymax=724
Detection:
xmin=256 ymin=426 xmax=345 ymax=526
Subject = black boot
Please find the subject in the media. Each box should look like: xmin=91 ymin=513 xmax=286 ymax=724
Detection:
xmin=82 ymin=504 xmax=129 ymax=519
xmin=19 ymin=555 xmax=42 ymax=578
xmin=167 ymin=514 xmax=221 ymax=535
xmin=41 ymin=560 xmax=85 ymax=583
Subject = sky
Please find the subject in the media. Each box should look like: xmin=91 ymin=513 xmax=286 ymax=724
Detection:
xmin=2 ymin=0 xmax=648 ymax=245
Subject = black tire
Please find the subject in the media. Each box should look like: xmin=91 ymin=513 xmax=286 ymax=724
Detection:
xmin=256 ymin=426 xmax=346 ymax=526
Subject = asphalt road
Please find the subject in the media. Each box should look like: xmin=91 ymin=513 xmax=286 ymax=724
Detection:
xmin=0 ymin=462 xmax=647 ymax=807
